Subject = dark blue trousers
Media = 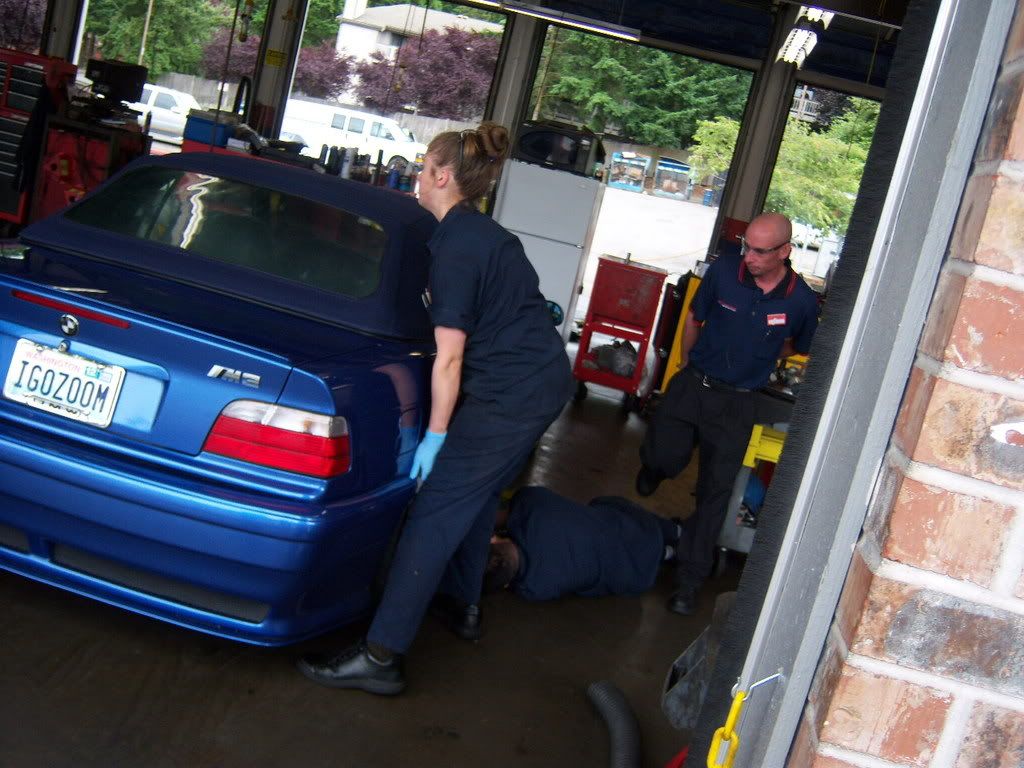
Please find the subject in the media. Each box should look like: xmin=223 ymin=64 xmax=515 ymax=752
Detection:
xmin=368 ymin=399 xmax=561 ymax=653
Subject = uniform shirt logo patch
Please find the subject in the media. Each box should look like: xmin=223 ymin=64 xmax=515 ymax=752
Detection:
xmin=718 ymin=300 xmax=737 ymax=312
xmin=767 ymin=313 xmax=787 ymax=326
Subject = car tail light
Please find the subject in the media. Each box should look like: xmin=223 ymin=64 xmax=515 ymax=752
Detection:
xmin=203 ymin=400 xmax=350 ymax=478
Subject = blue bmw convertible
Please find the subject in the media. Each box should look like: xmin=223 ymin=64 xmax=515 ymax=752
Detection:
xmin=0 ymin=153 xmax=436 ymax=645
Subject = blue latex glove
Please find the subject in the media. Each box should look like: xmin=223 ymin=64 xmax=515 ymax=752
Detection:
xmin=410 ymin=430 xmax=446 ymax=482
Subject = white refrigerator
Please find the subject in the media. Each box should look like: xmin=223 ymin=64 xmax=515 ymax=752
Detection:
xmin=492 ymin=160 xmax=605 ymax=340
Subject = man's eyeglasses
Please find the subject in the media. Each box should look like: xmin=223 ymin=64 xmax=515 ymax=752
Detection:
xmin=739 ymin=236 xmax=790 ymax=256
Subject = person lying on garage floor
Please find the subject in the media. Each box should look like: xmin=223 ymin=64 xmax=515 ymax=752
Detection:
xmin=483 ymin=486 xmax=683 ymax=600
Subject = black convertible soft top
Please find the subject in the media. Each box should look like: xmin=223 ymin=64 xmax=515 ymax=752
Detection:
xmin=20 ymin=152 xmax=438 ymax=341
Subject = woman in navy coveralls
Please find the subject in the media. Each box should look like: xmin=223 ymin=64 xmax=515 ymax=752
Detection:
xmin=298 ymin=123 xmax=574 ymax=695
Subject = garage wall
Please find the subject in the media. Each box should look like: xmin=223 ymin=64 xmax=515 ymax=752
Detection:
xmin=787 ymin=6 xmax=1024 ymax=768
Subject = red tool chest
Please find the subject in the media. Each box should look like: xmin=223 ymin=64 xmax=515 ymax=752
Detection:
xmin=572 ymin=256 xmax=667 ymax=410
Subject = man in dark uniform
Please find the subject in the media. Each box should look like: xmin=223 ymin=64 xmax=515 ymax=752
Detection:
xmin=484 ymin=486 xmax=682 ymax=600
xmin=636 ymin=213 xmax=818 ymax=616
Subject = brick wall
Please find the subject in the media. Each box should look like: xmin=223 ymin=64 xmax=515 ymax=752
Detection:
xmin=788 ymin=8 xmax=1024 ymax=768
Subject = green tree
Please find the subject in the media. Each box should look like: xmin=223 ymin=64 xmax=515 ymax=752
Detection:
xmin=530 ymin=28 xmax=751 ymax=149
xmin=826 ymin=97 xmax=880 ymax=151
xmin=86 ymin=0 xmax=223 ymax=77
xmin=765 ymin=118 xmax=868 ymax=234
xmin=686 ymin=116 xmax=739 ymax=182
xmin=686 ymin=103 xmax=875 ymax=235
xmin=252 ymin=0 xmax=342 ymax=48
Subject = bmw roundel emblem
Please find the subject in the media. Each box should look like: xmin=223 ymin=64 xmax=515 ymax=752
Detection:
xmin=59 ymin=314 xmax=80 ymax=337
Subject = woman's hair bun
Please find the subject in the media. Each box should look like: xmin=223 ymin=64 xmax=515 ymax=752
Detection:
xmin=476 ymin=121 xmax=510 ymax=163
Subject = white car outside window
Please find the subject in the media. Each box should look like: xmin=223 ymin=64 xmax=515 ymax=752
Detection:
xmin=129 ymin=84 xmax=201 ymax=145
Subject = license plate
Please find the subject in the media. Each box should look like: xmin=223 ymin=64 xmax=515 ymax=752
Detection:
xmin=3 ymin=339 xmax=125 ymax=428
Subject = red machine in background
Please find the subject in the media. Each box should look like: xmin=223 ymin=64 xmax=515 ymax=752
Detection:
xmin=32 ymin=115 xmax=148 ymax=222
xmin=0 ymin=49 xmax=76 ymax=227
xmin=572 ymin=256 xmax=667 ymax=412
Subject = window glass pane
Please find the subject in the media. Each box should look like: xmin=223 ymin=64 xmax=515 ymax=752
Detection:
xmin=141 ymin=86 xmax=153 ymax=103
xmin=282 ymin=1 xmax=506 ymax=169
xmin=64 ymin=167 xmax=387 ymax=299
xmin=526 ymin=25 xmax=753 ymax=324
xmin=348 ymin=117 xmax=365 ymax=133
xmin=763 ymin=86 xmax=880 ymax=288
xmin=331 ymin=114 xmax=347 ymax=129
xmin=153 ymin=92 xmax=177 ymax=109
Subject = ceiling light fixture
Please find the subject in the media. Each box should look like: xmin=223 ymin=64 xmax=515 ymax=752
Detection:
xmin=777 ymin=5 xmax=835 ymax=68
xmin=501 ymin=2 xmax=641 ymax=42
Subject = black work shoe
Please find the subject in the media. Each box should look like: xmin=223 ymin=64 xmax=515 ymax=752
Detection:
xmin=297 ymin=643 xmax=405 ymax=695
xmin=635 ymin=465 xmax=665 ymax=497
xmin=430 ymin=594 xmax=483 ymax=642
xmin=667 ymin=588 xmax=698 ymax=616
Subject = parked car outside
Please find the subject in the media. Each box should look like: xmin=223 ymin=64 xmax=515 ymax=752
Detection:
xmin=281 ymin=98 xmax=426 ymax=170
xmin=128 ymin=84 xmax=201 ymax=145
xmin=0 ymin=152 xmax=437 ymax=645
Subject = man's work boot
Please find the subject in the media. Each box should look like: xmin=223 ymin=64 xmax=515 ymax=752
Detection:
xmin=667 ymin=587 xmax=698 ymax=616
xmin=430 ymin=594 xmax=483 ymax=642
xmin=297 ymin=642 xmax=405 ymax=695
xmin=635 ymin=464 xmax=665 ymax=497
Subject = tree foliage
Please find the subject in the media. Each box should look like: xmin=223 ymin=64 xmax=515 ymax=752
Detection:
xmin=355 ymin=28 xmax=499 ymax=119
xmin=530 ymin=28 xmax=751 ymax=149
xmin=687 ymin=97 xmax=879 ymax=235
xmin=765 ymin=118 xmax=868 ymax=235
xmin=0 ymin=0 xmax=46 ymax=52
xmin=201 ymin=31 xmax=352 ymax=99
xmin=85 ymin=0 xmax=224 ymax=77
xmin=200 ymin=26 xmax=261 ymax=82
xmin=252 ymin=0 xmax=342 ymax=47
xmin=293 ymin=41 xmax=354 ymax=98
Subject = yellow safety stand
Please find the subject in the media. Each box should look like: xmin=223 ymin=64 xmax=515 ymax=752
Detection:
xmin=661 ymin=274 xmax=702 ymax=391
xmin=742 ymin=424 xmax=786 ymax=468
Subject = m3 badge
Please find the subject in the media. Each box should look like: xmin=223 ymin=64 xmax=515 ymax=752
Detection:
xmin=207 ymin=365 xmax=261 ymax=388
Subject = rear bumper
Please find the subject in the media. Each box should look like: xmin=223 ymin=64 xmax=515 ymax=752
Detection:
xmin=0 ymin=423 xmax=414 ymax=646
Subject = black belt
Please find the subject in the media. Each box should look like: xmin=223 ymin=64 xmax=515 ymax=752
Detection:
xmin=684 ymin=366 xmax=752 ymax=393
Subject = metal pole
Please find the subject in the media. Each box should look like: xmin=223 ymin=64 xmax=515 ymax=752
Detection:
xmin=138 ymin=0 xmax=155 ymax=66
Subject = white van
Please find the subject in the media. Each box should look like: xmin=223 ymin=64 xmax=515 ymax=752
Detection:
xmin=281 ymin=99 xmax=426 ymax=170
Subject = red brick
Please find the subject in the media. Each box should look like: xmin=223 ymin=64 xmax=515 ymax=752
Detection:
xmin=851 ymin=577 xmax=1024 ymax=697
xmin=974 ymin=174 xmax=1024 ymax=275
xmin=1002 ymin=6 xmax=1024 ymax=67
xmin=808 ymin=632 xmax=847 ymax=734
xmin=787 ymin=712 xmax=818 ymax=768
xmin=977 ymin=68 xmax=1024 ymax=162
xmin=920 ymin=269 xmax=967 ymax=360
xmin=893 ymin=366 xmax=937 ymax=457
xmin=884 ymin=477 xmax=1016 ymax=586
xmin=836 ymin=549 xmax=874 ymax=645
xmin=946 ymin=278 xmax=1024 ymax=378
xmin=955 ymin=702 xmax=1024 ymax=768
xmin=819 ymin=667 xmax=950 ymax=766
xmin=948 ymin=174 xmax=997 ymax=264
xmin=810 ymin=757 xmax=859 ymax=768
xmin=913 ymin=378 xmax=1024 ymax=490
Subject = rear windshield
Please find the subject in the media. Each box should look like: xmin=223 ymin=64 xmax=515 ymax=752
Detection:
xmin=64 ymin=166 xmax=387 ymax=299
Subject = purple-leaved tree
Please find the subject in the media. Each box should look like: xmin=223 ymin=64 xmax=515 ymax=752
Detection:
xmin=355 ymin=28 xmax=499 ymax=120
xmin=201 ymin=31 xmax=351 ymax=99
xmin=0 ymin=0 xmax=46 ymax=53
xmin=293 ymin=41 xmax=353 ymax=99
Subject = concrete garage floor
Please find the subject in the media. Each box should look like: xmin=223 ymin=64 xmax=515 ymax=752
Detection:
xmin=0 ymin=386 xmax=742 ymax=768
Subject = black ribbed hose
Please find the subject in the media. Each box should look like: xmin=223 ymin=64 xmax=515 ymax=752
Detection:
xmin=587 ymin=680 xmax=642 ymax=768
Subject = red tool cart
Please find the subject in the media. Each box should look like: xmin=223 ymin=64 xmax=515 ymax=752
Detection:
xmin=572 ymin=255 xmax=667 ymax=412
